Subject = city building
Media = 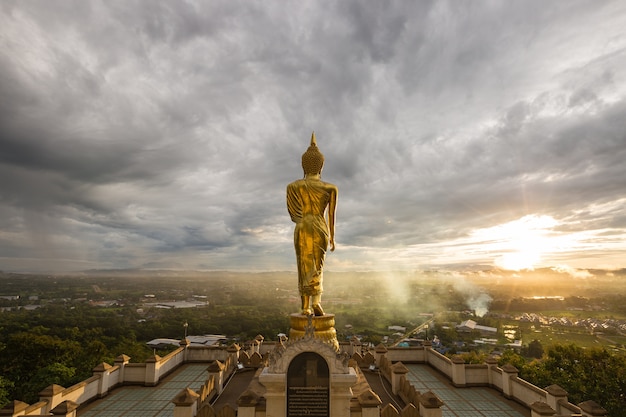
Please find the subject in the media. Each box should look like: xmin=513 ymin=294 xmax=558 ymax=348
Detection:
xmin=456 ymin=319 xmax=498 ymax=335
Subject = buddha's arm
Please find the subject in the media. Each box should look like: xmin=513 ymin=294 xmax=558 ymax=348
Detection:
xmin=286 ymin=184 xmax=302 ymax=222
xmin=327 ymin=186 xmax=337 ymax=251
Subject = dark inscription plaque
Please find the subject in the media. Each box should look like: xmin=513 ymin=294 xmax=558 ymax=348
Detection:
xmin=287 ymin=386 xmax=329 ymax=417
xmin=287 ymin=352 xmax=330 ymax=417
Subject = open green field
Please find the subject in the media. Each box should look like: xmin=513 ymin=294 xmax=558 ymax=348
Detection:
xmin=526 ymin=309 xmax=626 ymax=320
xmin=491 ymin=315 xmax=626 ymax=352
xmin=529 ymin=328 xmax=606 ymax=349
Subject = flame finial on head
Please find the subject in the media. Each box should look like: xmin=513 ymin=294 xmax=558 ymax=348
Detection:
xmin=302 ymin=131 xmax=324 ymax=175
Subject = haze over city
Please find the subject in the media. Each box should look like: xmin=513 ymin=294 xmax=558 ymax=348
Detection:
xmin=1 ymin=1 xmax=625 ymax=273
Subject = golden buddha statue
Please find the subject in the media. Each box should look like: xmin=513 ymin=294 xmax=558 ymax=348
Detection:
xmin=287 ymin=132 xmax=338 ymax=316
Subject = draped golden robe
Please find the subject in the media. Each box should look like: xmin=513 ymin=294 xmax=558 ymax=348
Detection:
xmin=286 ymin=177 xmax=337 ymax=297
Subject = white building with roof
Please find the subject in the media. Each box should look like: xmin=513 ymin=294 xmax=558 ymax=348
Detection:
xmin=457 ymin=319 xmax=497 ymax=334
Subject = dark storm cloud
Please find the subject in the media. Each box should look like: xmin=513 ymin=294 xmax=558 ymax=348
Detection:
xmin=1 ymin=0 xmax=625 ymax=272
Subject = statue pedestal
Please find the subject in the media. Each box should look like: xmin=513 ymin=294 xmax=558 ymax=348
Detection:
xmin=289 ymin=313 xmax=339 ymax=351
xmin=260 ymin=316 xmax=356 ymax=417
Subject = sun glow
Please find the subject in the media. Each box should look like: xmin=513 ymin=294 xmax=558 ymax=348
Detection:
xmin=473 ymin=215 xmax=558 ymax=270
xmin=496 ymin=250 xmax=541 ymax=271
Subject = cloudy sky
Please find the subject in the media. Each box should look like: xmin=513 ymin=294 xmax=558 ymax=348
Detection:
xmin=1 ymin=1 xmax=625 ymax=274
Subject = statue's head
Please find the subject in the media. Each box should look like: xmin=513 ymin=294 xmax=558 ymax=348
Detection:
xmin=302 ymin=132 xmax=324 ymax=175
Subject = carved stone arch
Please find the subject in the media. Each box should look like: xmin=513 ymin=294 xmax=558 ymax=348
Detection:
xmin=268 ymin=336 xmax=350 ymax=374
xmin=287 ymin=352 xmax=330 ymax=417
xmin=287 ymin=352 xmax=330 ymax=388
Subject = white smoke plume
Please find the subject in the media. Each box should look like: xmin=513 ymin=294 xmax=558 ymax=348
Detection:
xmin=450 ymin=272 xmax=493 ymax=317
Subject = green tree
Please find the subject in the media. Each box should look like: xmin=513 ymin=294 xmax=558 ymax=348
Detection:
xmin=521 ymin=344 xmax=626 ymax=417
xmin=21 ymin=363 xmax=76 ymax=404
xmin=3 ymin=331 xmax=82 ymax=394
xmin=454 ymin=351 xmax=488 ymax=364
xmin=497 ymin=349 xmax=527 ymax=370
xmin=0 ymin=376 xmax=14 ymax=408
xmin=527 ymin=339 xmax=543 ymax=359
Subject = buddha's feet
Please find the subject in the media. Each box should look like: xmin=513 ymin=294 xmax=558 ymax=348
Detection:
xmin=312 ymin=303 xmax=324 ymax=316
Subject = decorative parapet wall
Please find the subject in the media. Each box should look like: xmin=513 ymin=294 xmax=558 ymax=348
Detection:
xmin=158 ymin=347 xmax=186 ymax=377
xmin=1 ymin=344 xmax=187 ymax=417
xmin=123 ymin=363 xmax=148 ymax=384
xmin=376 ymin=359 xmax=444 ymax=417
xmin=185 ymin=345 xmax=231 ymax=363
xmin=464 ymin=364 xmax=489 ymax=385
xmin=384 ymin=346 xmax=427 ymax=363
xmin=173 ymin=351 xmax=239 ymax=416
xmin=508 ymin=372 xmax=547 ymax=405
xmin=424 ymin=348 xmax=452 ymax=377
xmin=0 ymin=339 xmax=245 ymax=417
xmin=0 ymin=339 xmax=609 ymax=417
xmin=378 ymin=345 xmax=606 ymax=417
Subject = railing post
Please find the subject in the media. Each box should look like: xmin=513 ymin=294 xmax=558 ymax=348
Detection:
xmin=375 ymin=343 xmax=388 ymax=367
xmin=422 ymin=340 xmax=432 ymax=364
xmin=227 ymin=343 xmax=241 ymax=367
xmin=38 ymin=384 xmax=65 ymax=413
xmin=418 ymin=391 xmax=443 ymax=417
xmin=172 ymin=388 xmax=199 ymax=417
xmin=50 ymin=400 xmax=79 ymax=417
xmin=390 ymin=362 xmax=409 ymax=395
xmin=207 ymin=360 xmax=226 ymax=395
xmin=450 ymin=356 xmax=466 ymax=387
xmin=358 ymin=389 xmax=382 ymax=417
xmin=578 ymin=400 xmax=608 ymax=417
xmin=485 ymin=356 xmax=498 ymax=387
xmin=530 ymin=401 xmax=556 ymax=417
xmin=500 ymin=364 xmax=518 ymax=399
xmin=145 ymin=354 xmax=161 ymax=386
xmin=179 ymin=338 xmax=190 ymax=362
xmin=237 ymin=389 xmax=259 ymax=417
xmin=93 ymin=362 xmax=112 ymax=397
xmin=0 ymin=400 xmax=29 ymax=416
xmin=114 ymin=354 xmax=130 ymax=383
xmin=545 ymin=385 xmax=568 ymax=413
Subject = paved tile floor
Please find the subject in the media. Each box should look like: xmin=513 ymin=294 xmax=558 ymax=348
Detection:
xmin=78 ymin=364 xmax=209 ymax=416
xmin=405 ymin=364 xmax=530 ymax=417
xmin=79 ymin=362 xmax=531 ymax=416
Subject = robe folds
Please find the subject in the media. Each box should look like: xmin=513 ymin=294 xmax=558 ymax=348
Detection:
xmin=286 ymin=178 xmax=334 ymax=296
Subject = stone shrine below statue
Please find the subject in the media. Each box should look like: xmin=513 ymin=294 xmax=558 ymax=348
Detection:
xmin=289 ymin=313 xmax=339 ymax=351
